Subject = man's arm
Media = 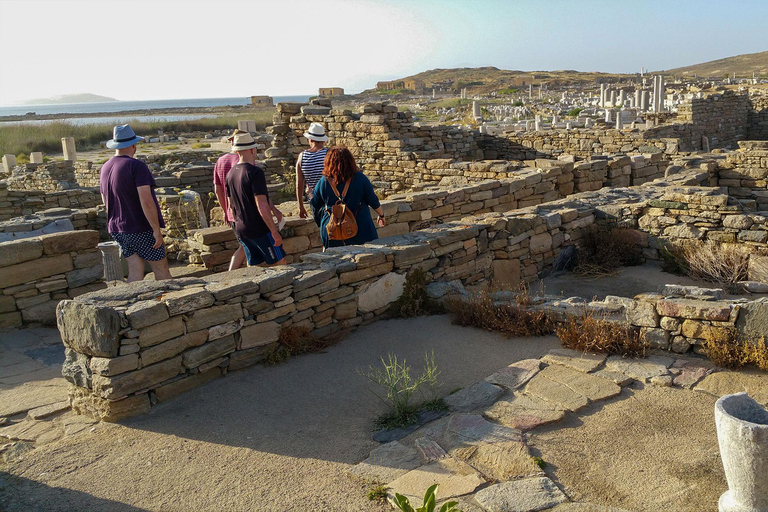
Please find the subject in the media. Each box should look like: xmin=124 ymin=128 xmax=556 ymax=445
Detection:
xmin=295 ymin=157 xmax=307 ymax=218
xmin=255 ymin=194 xmax=282 ymax=246
xmin=214 ymin=184 xmax=227 ymax=217
xmin=137 ymin=185 xmax=164 ymax=249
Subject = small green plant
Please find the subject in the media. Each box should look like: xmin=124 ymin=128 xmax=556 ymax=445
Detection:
xmin=532 ymin=456 xmax=547 ymax=469
xmin=512 ymin=100 xmax=524 ymax=106
xmin=367 ymin=482 xmax=389 ymax=503
xmin=263 ymin=344 xmax=291 ymax=365
xmin=164 ymin=144 xmax=179 ymax=150
xmin=567 ymin=108 xmax=584 ymax=117
xmin=391 ymin=484 xmax=459 ymax=512
xmin=390 ymin=268 xmax=443 ymax=318
xmin=15 ymin=153 xmax=30 ymax=165
xmin=191 ymin=142 xmax=211 ymax=149
xmin=659 ymin=243 xmax=688 ymax=275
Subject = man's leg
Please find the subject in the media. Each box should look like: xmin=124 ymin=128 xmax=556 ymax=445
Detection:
xmin=147 ymin=258 xmax=173 ymax=281
xmin=126 ymin=254 xmax=146 ymax=282
xmin=229 ymin=245 xmax=245 ymax=271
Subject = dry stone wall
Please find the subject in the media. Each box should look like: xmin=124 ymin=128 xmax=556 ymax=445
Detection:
xmin=677 ymin=91 xmax=751 ymax=150
xmin=747 ymin=90 xmax=768 ymax=140
xmin=0 ymin=230 xmax=104 ymax=328
xmin=716 ymin=142 xmax=768 ymax=211
xmin=0 ymin=181 xmax=100 ymax=221
xmin=6 ymin=161 xmax=78 ymax=191
xmin=0 ymin=207 xmax=107 ymax=239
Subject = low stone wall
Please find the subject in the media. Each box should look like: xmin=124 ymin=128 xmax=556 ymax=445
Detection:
xmin=716 ymin=142 xmax=768 ymax=211
xmin=6 ymin=161 xmax=78 ymax=191
xmin=0 ymin=207 xmax=107 ymax=240
xmin=0 ymin=230 xmax=104 ymax=328
xmin=747 ymin=90 xmax=768 ymax=141
xmin=0 ymin=181 xmax=101 ymax=221
xmin=677 ymin=91 xmax=751 ymax=149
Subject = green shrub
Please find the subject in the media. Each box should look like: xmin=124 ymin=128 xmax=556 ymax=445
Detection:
xmin=391 ymin=484 xmax=459 ymax=512
xmin=567 ymin=108 xmax=584 ymax=117
xmin=390 ymin=268 xmax=443 ymax=318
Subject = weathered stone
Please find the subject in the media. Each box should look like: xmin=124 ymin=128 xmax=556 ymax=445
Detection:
xmin=0 ymin=254 xmax=73 ymax=288
xmin=125 ymin=300 xmax=169 ymax=329
xmin=641 ymin=327 xmax=670 ymax=349
xmin=450 ymin=440 xmax=540 ymax=481
xmin=545 ymin=504 xmax=631 ymax=512
xmin=0 ymin=238 xmax=43 ymax=266
xmin=541 ymin=348 xmax=606 ymax=373
xmin=656 ymin=298 xmax=732 ymax=321
xmin=695 ymin=370 xmax=768 ymax=406
xmin=736 ymin=298 xmax=768 ymax=342
xmin=348 ymin=441 xmax=422 ymax=484
xmin=65 ymin=265 xmax=104 ymax=288
xmin=444 ymin=381 xmax=503 ymax=412
xmin=20 ymin=300 xmax=59 ymax=325
xmin=182 ymin=335 xmax=236 ymax=369
xmin=415 ymin=437 xmax=447 ymax=462
xmin=91 ymin=356 xmax=182 ymax=399
xmin=338 ymin=261 xmax=393 ymax=285
xmin=138 ymin=316 xmax=185 ymax=348
xmin=681 ymin=319 xmax=731 ymax=340
xmin=483 ymin=393 xmax=566 ymax=431
xmin=626 ymin=300 xmax=658 ymax=327
xmin=748 ymin=255 xmax=768 ymax=284
xmin=0 ymin=380 xmax=69 ymax=417
xmin=228 ymin=345 xmax=271 ymax=371
xmin=239 ymin=321 xmax=280 ymax=350
xmin=204 ymin=278 xmax=260 ymax=301
xmin=0 ymin=419 xmax=59 ymax=443
xmin=673 ymin=364 xmax=710 ymax=389
xmin=153 ymin=368 xmax=222 ymax=402
xmin=208 ymin=320 xmax=241 ymax=341
xmin=162 ymin=288 xmax=215 ymax=316
xmin=69 ymin=385 xmax=151 ymax=422
xmin=524 ymin=372 xmax=589 ymax=412
xmin=604 ymin=355 xmax=674 ymax=383
xmin=61 ymin=348 xmax=92 ymax=387
xmin=140 ymin=330 xmax=208 ymax=367
xmin=57 ymin=301 xmax=121 ymax=357
xmin=387 ymin=457 xmax=485 ymax=502
xmin=27 ymin=400 xmax=70 ymax=420
xmin=486 ymin=359 xmax=541 ymax=391
xmin=185 ymin=304 xmax=243 ymax=332
xmin=89 ymin=353 xmax=139 ymax=376
xmin=491 ymin=259 xmax=521 ymax=288
xmin=474 ymin=477 xmax=568 ymax=512
xmin=442 ymin=413 xmax=523 ymax=449
xmin=39 ymin=230 xmax=98 ymax=255
xmin=357 ymin=272 xmax=406 ymax=313
xmin=1 ymin=441 xmax=34 ymax=463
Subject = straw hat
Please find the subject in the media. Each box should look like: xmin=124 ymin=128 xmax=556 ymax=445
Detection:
xmin=303 ymin=122 xmax=329 ymax=142
xmin=231 ymin=132 xmax=259 ymax=152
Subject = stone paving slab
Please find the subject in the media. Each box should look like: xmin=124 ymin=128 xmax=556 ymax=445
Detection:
xmin=0 ymin=419 xmax=60 ymax=443
xmin=414 ymin=437 xmax=446 ymax=462
xmin=475 ymin=476 xmax=568 ymax=512
xmin=442 ymin=413 xmax=524 ymax=449
xmin=0 ymin=366 xmax=62 ymax=385
xmin=483 ymin=393 xmax=566 ymax=431
xmin=0 ymin=379 xmax=69 ymax=417
xmin=695 ymin=369 xmax=768 ymax=405
xmin=525 ymin=373 xmax=589 ymax=412
xmin=450 ymin=440 xmax=541 ymax=481
xmin=387 ymin=456 xmax=486 ymax=502
xmin=541 ymin=349 xmax=606 ymax=373
xmin=347 ymin=441 xmax=421 ymax=484
xmin=444 ymin=381 xmax=503 ymax=412
xmin=544 ymin=503 xmax=632 ymax=511
xmin=28 ymin=400 xmax=70 ymax=420
xmin=604 ymin=354 xmax=674 ymax=383
xmin=538 ymin=365 xmax=621 ymax=403
xmin=486 ymin=359 xmax=542 ymax=390
xmin=591 ymin=369 xmax=634 ymax=386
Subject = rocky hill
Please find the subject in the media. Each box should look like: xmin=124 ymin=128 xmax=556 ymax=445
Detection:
xmin=655 ymin=51 xmax=768 ymax=77
xmin=18 ymin=93 xmax=118 ymax=105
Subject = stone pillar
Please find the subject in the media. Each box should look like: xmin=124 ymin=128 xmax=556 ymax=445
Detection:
xmin=618 ymin=89 xmax=626 ymax=106
xmin=600 ymin=84 xmax=606 ymax=107
xmin=641 ymin=90 xmax=649 ymax=111
xmin=585 ymin=117 xmax=593 ymax=128
xmin=472 ymin=100 xmax=481 ymax=118
xmin=658 ymin=77 xmax=666 ymax=112
xmin=702 ymin=136 xmax=710 ymax=153
xmin=534 ymin=115 xmax=541 ymax=131
xmin=646 ymin=119 xmax=654 ymax=129
xmin=605 ymin=110 xmax=612 ymax=123
xmin=615 ymin=111 xmax=623 ymax=130
xmin=538 ymin=86 xmax=542 ymax=99
xmin=715 ymin=393 xmax=768 ymax=512
xmin=432 ymin=88 xmax=436 ymax=99
xmin=246 ymin=120 xmax=257 ymax=132
xmin=237 ymin=120 xmax=249 ymax=131
xmin=635 ymin=89 xmax=641 ymax=109
xmin=2 ymin=154 xmax=16 ymax=174
xmin=529 ymin=84 xmax=533 ymax=99
xmin=98 ymin=241 xmax=124 ymax=284
xmin=565 ymin=122 xmax=572 ymax=130
xmin=552 ymin=114 xmax=559 ymax=125
xmin=61 ymin=137 xmax=77 ymax=163
xmin=609 ymin=90 xmax=616 ymax=108
xmin=30 ymin=152 xmax=43 ymax=164
xmin=652 ymin=76 xmax=659 ymax=112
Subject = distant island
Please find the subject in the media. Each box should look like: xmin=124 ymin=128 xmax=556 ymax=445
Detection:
xmin=18 ymin=93 xmax=119 ymax=105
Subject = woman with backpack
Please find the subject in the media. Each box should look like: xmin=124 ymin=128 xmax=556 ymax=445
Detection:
xmin=310 ymin=146 xmax=386 ymax=250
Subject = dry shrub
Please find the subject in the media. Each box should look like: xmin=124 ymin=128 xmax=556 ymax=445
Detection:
xmin=390 ymin=268 xmax=443 ymax=318
xmin=555 ymin=309 xmax=647 ymax=357
xmin=574 ymin=228 xmax=643 ymax=276
xmin=279 ymin=325 xmax=340 ymax=355
xmin=744 ymin=337 xmax=768 ymax=371
xmin=447 ymin=293 xmax=554 ymax=337
xmin=706 ymin=331 xmax=768 ymax=371
xmin=679 ymin=240 xmax=750 ymax=292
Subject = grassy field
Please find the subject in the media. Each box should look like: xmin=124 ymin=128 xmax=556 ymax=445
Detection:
xmin=0 ymin=110 xmax=274 ymax=158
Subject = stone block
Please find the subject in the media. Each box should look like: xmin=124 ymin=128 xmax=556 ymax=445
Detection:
xmin=62 ymin=348 xmax=92 ymax=388
xmin=69 ymin=386 xmax=150 ymax=422
xmin=20 ymin=299 xmax=59 ymax=325
xmin=641 ymin=327 xmax=670 ymax=349
xmin=735 ymin=298 xmax=768 ymax=341
xmin=57 ymin=300 xmax=121 ymax=357
xmin=357 ymin=272 xmax=405 ymax=313
xmin=182 ymin=335 xmax=236 ymax=369
xmin=185 ymin=304 xmax=243 ymax=332
xmin=239 ymin=321 xmax=280 ymax=350
xmin=656 ymin=299 xmax=731 ymax=321
xmin=66 ymin=265 xmax=104 ymax=288
xmin=204 ymin=278 xmax=259 ymax=301
xmin=627 ymin=300 xmax=659 ymax=327
xmin=475 ymin=477 xmax=568 ymax=512
xmin=90 ymin=354 xmax=139 ymax=377
xmin=138 ymin=316 xmax=185 ymax=348
xmin=0 ymin=311 xmax=22 ymax=328
xmin=748 ymin=255 xmax=768 ymax=284
xmin=228 ymin=345 xmax=272 ymax=371
xmin=73 ymin=251 xmax=103 ymax=269
xmin=491 ymin=259 xmax=521 ymax=289
xmin=162 ymin=288 xmax=215 ymax=316
xmin=40 ymin=230 xmax=99 ymax=255
xmin=0 ymin=238 xmax=43 ymax=267
xmin=281 ymin=235 xmax=310 ymax=254
xmin=193 ymin=226 xmax=237 ymax=245
xmin=153 ymin=368 xmax=222 ymax=403
xmin=0 ymin=254 xmax=73 ymax=288
xmin=91 ymin=356 xmax=182 ymax=400
xmin=339 ymin=261 xmax=393 ymax=285
xmin=140 ymin=330 xmax=208 ymax=367
xmin=208 ymin=320 xmax=241 ymax=340
xmin=125 ymin=300 xmax=169 ymax=329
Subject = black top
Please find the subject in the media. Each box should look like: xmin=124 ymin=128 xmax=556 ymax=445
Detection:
xmin=225 ymin=162 xmax=270 ymax=239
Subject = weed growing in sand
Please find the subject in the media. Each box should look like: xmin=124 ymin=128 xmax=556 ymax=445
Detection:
xmin=532 ymin=456 xmax=547 ymax=469
xmin=367 ymin=482 xmax=389 ymax=503
xmin=447 ymin=292 xmax=554 ymax=338
xmin=190 ymin=142 xmax=211 ymax=149
xmin=391 ymin=484 xmax=459 ymax=512
xmin=555 ymin=309 xmax=647 ymax=357
xmin=390 ymin=269 xmax=443 ymax=318
xmin=262 ymin=325 xmax=342 ymax=365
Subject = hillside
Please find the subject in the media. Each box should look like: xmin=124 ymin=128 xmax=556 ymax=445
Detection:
xmin=656 ymin=51 xmax=768 ymax=77
xmin=19 ymin=93 xmax=118 ymax=105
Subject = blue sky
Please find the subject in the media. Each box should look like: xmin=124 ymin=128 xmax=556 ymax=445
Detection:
xmin=0 ymin=0 xmax=766 ymax=104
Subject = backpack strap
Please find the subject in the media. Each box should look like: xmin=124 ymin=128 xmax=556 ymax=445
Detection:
xmin=328 ymin=176 xmax=352 ymax=203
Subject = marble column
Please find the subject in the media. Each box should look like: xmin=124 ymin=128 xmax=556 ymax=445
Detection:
xmin=2 ymin=154 xmax=16 ymax=174
xmin=600 ymin=84 xmax=606 ymax=107
xmin=61 ymin=137 xmax=77 ymax=163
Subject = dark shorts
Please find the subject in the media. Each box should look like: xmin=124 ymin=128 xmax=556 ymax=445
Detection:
xmin=111 ymin=231 xmax=166 ymax=261
xmin=239 ymin=233 xmax=285 ymax=266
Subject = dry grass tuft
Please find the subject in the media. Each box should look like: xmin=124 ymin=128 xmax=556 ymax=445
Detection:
xmin=264 ymin=325 xmax=345 ymax=365
xmin=447 ymin=292 xmax=554 ymax=338
xmin=705 ymin=331 xmax=768 ymax=371
xmin=678 ymin=240 xmax=751 ymax=292
xmin=555 ymin=309 xmax=647 ymax=357
xmin=573 ymin=228 xmax=643 ymax=276
xmin=390 ymin=268 xmax=444 ymax=318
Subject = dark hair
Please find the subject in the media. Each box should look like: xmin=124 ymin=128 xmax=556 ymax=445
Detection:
xmin=323 ymin=146 xmax=358 ymax=183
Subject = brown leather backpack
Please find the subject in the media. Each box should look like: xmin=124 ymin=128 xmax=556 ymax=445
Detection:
xmin=325 ymin=178 xmax=358 ymax=241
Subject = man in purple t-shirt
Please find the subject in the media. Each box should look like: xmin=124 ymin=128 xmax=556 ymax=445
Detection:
xmin=214 ymin=129 xmax=246 ymax=271
xmin=100 ymin=124 xmax=172 ymax=282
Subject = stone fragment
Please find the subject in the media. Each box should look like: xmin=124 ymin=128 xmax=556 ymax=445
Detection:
xmin=57 ymin=301 xmax=121 ymax=357
xmin=474 ymin=477 xmax=568 ymax=512
xmin=444 ymin=381 xmax=503 ymax=412
xmin=524 ymin=372 xmax=589 ymax=412
xmin=89 ymin=353 xmax=139 ymax=376
xmin=40 ymin=230 xmax=98 ymax=255
xmin=591 ymin=369 xmax=634 ymax=386
xmin=228 ymin=345 xmax=271 ymax=371
xmin=357 ymin=272 xmax=406 ymax=313
xmin=182 ymin=335 xmax=236 ymax=369
xmin=415 ymin=437 xmax=447 ymax=462
xmin=61 ymin=348 xmax=91 ymax=388
xmin=626 ymin=299 xmax=658 ymax=327
xmin=239 ymin=321 xmax=280 ymax=350
xmin=641 ymin=327 xmax=670 ymax=349
xmin=139 ymin=330 xmax=207 ymax=367
xmin=673 ymin=364 xmax=710 ymax=389
xmin=451 ymin=440 xmax=540 ymax=481
xmin=162 ymin=288 xmax=215 ymax=316
xmin=204 ymin=278 xmax=259 ymax=300
xmin=735 ymin=298 xmax=768 ymax=342
xmin=0 ymin=419 xmax=59 ymax=442
xmin=387 ymin=457 xmax=485 ymax=502
xmin=348 ymin=441 xmax=421 ymax=484
xmin=69 ymin=386 xmax=151 ymax=421
xmin=125 ymin=300 xmax=169 ymax=329
xmin=442 ymin=413 xmax=523 ymax=449
xmin=604 ymin=355 xmax=674 ymax=383
xmin=483 ymin=393 xmax=566 ymax=431
xmin=27 ymin=400 xmax=70 ymax=420
xmin=655 ymin=298 xmax=732 ymax=321
xmin=486 ymin=359 xmax=541 ymax=390
xmin=695 ymin=371 xmax=768 ymax=406
xmin=541 ymin=348 xmax=606 ymax=373
xmin=1 ymin=441 xmax=34 ymax=463
xmin=91 ymin=356 xmax=182 ymax=399
xmin=544 ymin=503 xmax=631 ymax=511
xmin=208 ymin=320 xmax=241 ymax=341
xmin=185 ymin=304 xmax=243 ymax=332
xmin=66 ymin=265 xmax=104 ymax=288
xmin=0 ymin=254 xmax=73 ymax=288
xmin=649 ymin=375 xmax=674 ymax=387
xmin=0 ymin=239 xmax=43 ymax=266
xmin=138 ymin=316 xmax=185 ymax=347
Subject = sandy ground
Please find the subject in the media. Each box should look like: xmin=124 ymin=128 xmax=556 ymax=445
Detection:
xmin=529 ymin=384 xmax=725 ymax=512
xmin=0 ymin=316 xmax=562 ymax=512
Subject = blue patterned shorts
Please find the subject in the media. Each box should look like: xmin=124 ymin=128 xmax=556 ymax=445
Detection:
xmin=111 ymin=231 xmax=166 ymax=261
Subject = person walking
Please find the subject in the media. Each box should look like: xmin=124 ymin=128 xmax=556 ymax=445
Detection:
xmin=295 ymin=123 xmax=329 ymax=218
xmin=214 ymin=128 xmax=247 ymax=270
xmin=100 ymin=124 xmax=172 ymax=282
xmin=226 ymin=132 xmax=286 ymax=267
xmin=310 ymin=146 xmax=386 ymax=250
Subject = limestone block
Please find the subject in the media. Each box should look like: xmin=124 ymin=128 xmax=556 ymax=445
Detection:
xmin=735 ymin=298 xmax=768 ymax=341
xmin=153 ymin=367 xmax=222 ymax=403
xmin=627 ymin=300 xmax=659 ymax=327
xmin=90 ymin=354 xmax=139 ymax=377
xmin=641 ymin=327 xmax=670 ymax=349
xmin=656 ymin=299 xmax=731 ymax=321
xmin=125 ymin=300 xmax=169 ymax=329
xmin=57 ymin=300 xmax=121 ymax=357
xmin=91 ymin=356 xmax=182 ymax=400
xmin=444 ymin=381 xmax=503 ymax=412
xmin=138 ymin=316 xmax=185 ymax=348
xmin=333 ymin=300 xmax=357 ymax=320
xmin=357 ymin=272 xmax=405 ymax=313
xmin=239 ymin=321 xmax=280 ymax=350
xmin=0 ymin=254 xmax=73 ymax=288
xmin=40 ymin=230 xmax=99 ymax=255
xmin=228 ymin=345 xmax=271 ymax=371
xmin=339 ymin=261 xmax=393 ymax=285
xmin=193 ymin=226 xmax=237 ymax=245
xmin=0 ymin=238 xmax=43 ymax=266
xmin=204 ymin=278 xmax=259 ymax=301
xmin=62 ymin=348 xmax=92 ymax=388
xmin=281 ymin=235 xmax=310 ymax=254
xmin=162 ymin=288 xmax=215 ymax=316
xmin=182 ymin=335 xmax=236 ymax=369
xmin=208 ymin=320 xmax=241 ymax=341
xmin=185 ymin=304 xmax=243 ymax=332
xmin=0 ymin=311 xmax=22 ymax=328
xmin=69 ymin=385 xmax=150 ymax=422
xmin=748 ymin=255 xmax=768 ymax=284
xmin=21 ymin=299 xmax=59 ymax=326
xmin=491 ymin=259 xmax=521 ymax=289
xmin=387 ymin=457 xmax=484 ymax=502
xmin=348 ymin=441 xmax=421 ymax=484
xmin=475 ymin=477 xmax=568 ymax=512
xmin=66 ymin=264 xmax=104 ymax=288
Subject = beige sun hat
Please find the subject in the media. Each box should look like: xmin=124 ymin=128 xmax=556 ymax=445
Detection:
xmin=303 ymin=122 xmax=329 ymax=142
xmin=231 ymin=132 xmax=259 ymax=151
xmin=227 ymin=128 xmax=247 ymax=142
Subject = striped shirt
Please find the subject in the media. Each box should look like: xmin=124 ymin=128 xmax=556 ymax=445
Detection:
xmin=213 ymin=152 xmax=240 ymax=223
xmin=299 ymin=147 xmax=328 ymax=197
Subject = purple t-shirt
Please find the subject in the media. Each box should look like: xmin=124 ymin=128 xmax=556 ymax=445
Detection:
xmin=100 ymin=155 xmax=165 ymax=234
